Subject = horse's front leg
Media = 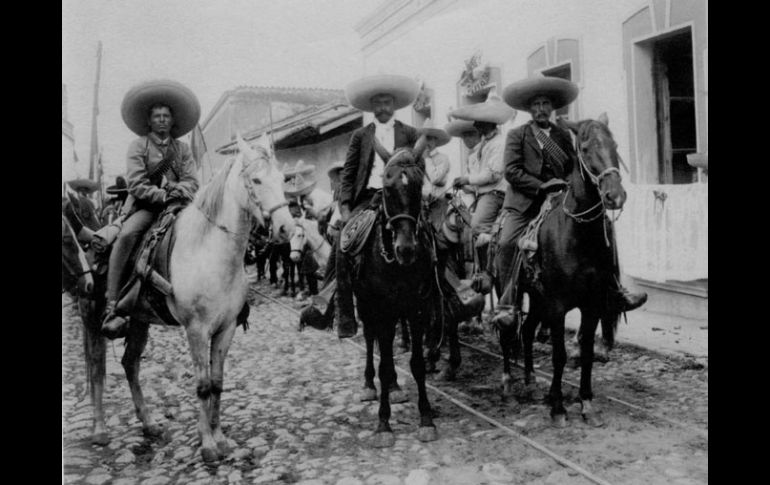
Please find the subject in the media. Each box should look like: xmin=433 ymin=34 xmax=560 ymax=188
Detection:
xmin=122 ymin=322 xmax=162 ymax=437
xmin=360 ymin=322 xmax=378 ymax=402
xmin=185 ymin=324 xmax=217 ymax=463
xmin=579 ymin=310 xmax=603 ymax=427
xmin=438 ymin=309 xmax=461 ymax=382
xmin=84 ymin=316 xmax=109 ymax=445
xmin=373 ymin=321 xmax=396 ymax=448
xmin=521 ymin=308 xmax=543 ymax=402
xmin=409 ymin=312 xmax=437 ymax=443
xmin=547 ymin=314 xmax=569 ymax=427
xmin=209 ymin=321 xmax=238 ymax=455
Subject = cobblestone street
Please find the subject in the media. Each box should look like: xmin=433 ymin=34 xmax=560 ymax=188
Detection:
xmin=63 ymin=287 xmax=583 ymax=485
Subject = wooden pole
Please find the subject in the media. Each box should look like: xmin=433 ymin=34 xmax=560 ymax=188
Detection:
xmin=88 ymin=41 xmax=102 ymax=182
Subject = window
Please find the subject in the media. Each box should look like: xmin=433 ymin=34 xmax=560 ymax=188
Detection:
xmin=653 ymin=30 xmax=697 ymax=184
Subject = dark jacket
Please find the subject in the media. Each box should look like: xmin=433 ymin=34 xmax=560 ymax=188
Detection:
xmin=339 ymin=120 xmax=420 ymax=209
xmin=502 ymin=121 xmax=577 ymax=213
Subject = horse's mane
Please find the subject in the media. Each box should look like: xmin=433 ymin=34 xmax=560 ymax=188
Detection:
xmin=194 ymin=157 xmax=236 ymax=226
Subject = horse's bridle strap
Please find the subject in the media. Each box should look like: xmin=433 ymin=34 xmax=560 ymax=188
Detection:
xmin=267 ymin=201 xmax=289 ymax=216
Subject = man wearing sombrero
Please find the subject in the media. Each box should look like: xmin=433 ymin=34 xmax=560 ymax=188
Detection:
xmin=101 ymin=80 xmax=201 ymax=339
xmin=335 ymin=74 xmax=422 ymax=338
xmin=494 ymin=76 xmax=646 ymax=316
xmin=449 ymin=92 xmax=515 ymax=284
xmin=100 ymin=176 xmax=128 ymax=225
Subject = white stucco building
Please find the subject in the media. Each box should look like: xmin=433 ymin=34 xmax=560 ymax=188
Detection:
xmin=354 ymin=0 xmax=707 ymax=319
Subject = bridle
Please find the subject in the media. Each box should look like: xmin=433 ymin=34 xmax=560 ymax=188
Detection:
xmin=379 ymin=162 xmax=423 ymax=264
xmin=562 ymin=125 xmax=624 ymax=246
xmin=289 ymin=223 xmax=324 ymax=259
xmin=199 ymin=154 xmax=288 ymax=237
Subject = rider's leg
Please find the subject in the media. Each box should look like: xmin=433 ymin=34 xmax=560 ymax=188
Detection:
xmin=102 ymin=209 xmax=155 ymax=339
xmin=606 ymin=217 xmax=647 ymax=312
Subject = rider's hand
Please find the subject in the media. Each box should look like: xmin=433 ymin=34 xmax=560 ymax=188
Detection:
xmin=539 ymin=178 xmax=568 ymax=194
xmin=340 ymin=203 xmax=351 ymax=224
xmin=452 ymin=176 xmax=470 ymax=188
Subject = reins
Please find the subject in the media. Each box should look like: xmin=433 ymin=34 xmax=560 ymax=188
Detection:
xmin=561 ymin=125 xmax=624 ymax=246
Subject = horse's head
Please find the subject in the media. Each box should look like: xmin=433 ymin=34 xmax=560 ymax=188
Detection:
xmin=561 ymin=113 xmax=626 ymax=210
xmin=236 ymin=135 xmax=296 ymax=242
xmin=382 ymin=139 xmax=426 ymax=265
xmin=61 ymin=215 xmax=94 ymax=296
xmin=289 ymin=219 xmax=307 ymax=262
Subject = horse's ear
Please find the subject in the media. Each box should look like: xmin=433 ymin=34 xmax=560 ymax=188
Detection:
xmin=597 ymin=112 xmax=609 ymax=126
xmin=412 ymin=133 xmax=428 ymax=158
xmin=557 ymin=117 xmax=579 ymax=134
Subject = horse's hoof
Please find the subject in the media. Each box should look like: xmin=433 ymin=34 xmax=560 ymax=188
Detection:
xmin=372 ymin=431 xmax=395 ymax=448
xmin=438 ymin=367 xmax=456 ymax=382
xmin=417 ymin=426 xmax=438 ymax=443
xmin=200 ymin=446 xmax=220 ymax=463
xmin=501 ymin=374 xmax=514 ymax=396
xmin=552 ymin=414 xmax=568 ymax=428
xmin=360 ymin=387 xmax=378 ymax=402
xmin=582 ymin=412 xmax=605 ymax=428
xmin=216 ymin=439 xmax=232 ymax=456
xmin=91 ymin=431 xmax=110 ymax=446
xmin=142 ymin=423 xmax=163 ymax=438
xmin=389 ymin=389 xmax=408 ymax=404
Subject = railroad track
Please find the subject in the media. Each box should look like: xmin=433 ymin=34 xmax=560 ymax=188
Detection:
xmin=456 ymin=339 xmax=709 ymax=439
xmin=251 ymin=286 xmax=616 ymax=485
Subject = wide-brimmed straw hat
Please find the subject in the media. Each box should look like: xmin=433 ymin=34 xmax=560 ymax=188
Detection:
xmin=121 ymin=79 xmax=200 ymax=138
xmin=502 ymin=76 xmax=579 ymax=111
xmin=106 ymin=176 xmax=128 ymax=195
xmin=449 ymin=92 xmax=516 ymax=125
xmin=327 ymin=161 xmax=345 ymax=178
xmin=444 ymin=119 xmax=477 ymax=138
xmin=418 ymin=118 xmax=450 ymax=147
xmin=345 ymin=74 xmax=420 ymax=112
xmin=283 ymin=160 xmax=316 ymax=181
xmin=66 ymin=178 xmax=99 ymax=193
xmin=283 ymin=173 xmax=317 ymax=198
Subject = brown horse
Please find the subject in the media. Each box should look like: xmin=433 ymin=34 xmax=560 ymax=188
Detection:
xmin=345 ymin=141 xmax=439 ymax=447
xmin=511 ymin=114 xmax=626 ymax=427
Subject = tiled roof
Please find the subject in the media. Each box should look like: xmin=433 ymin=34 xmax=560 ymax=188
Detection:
xmin=216 ymin=102 xmax=361 ymax=154
xmin=201 ymin=86 xmax=346 ymax=130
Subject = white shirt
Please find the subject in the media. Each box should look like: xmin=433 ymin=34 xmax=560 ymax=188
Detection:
xmin=367 ymin=119 xmax=395 ymax=189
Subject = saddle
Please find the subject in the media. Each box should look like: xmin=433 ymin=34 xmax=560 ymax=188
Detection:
xmin=115 ymin=204 xmax=184 ymax=326
xmin=339 ymin=208 xmax=377 ymax=257
xmin=517 ymin=191 xmax=563 ymax=257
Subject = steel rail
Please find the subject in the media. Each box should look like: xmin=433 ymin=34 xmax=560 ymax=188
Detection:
xmin=457 ymin=339 xmax=708 ymax=439
xmin=251 ymin=286 xmax=614 ymax=485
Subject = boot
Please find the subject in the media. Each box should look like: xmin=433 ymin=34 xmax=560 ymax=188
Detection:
xmin=614 ymin=286 xmax=648 ymax=312
xmin=101 ymin=300 xmax=128 ymax=340
xmin=335 ymin=246 xmax=357 ymax=339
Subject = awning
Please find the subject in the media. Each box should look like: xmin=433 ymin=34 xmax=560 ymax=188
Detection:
xmin=217 ymin=103 xmax=362 ymax=154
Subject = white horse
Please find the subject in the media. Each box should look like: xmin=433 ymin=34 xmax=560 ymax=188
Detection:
xmin=68 ymin=134 xmax=296 ymax=463
xmin=288 ymin=216 xmax=332 ymax=270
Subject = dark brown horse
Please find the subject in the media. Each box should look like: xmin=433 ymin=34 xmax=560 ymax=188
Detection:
xmin=511 ymin=114 xmax=626 ymax=427
xmin=62 ymin=194 xmax=109 ymax=445
xmin=349 ymin=143 xmax=438 ymax=447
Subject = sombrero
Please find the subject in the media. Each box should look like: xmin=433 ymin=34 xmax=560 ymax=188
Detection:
xmin=106 ymin=176 xmax=128 ymax=195
xmin=283 ymin=160 xmax=316 ymax=181
xmin=418 ymin=118 xmax=450 ymax=147
xmin=327 ymin=161 xmax=345 ymax=177
xmin=345 ymin=74 xmax=420 ymax=112
xmin=444 ymin=119 xmax=477 ymax=138
xmin=121 ymin=79 xmax=200 ymax=138
xmin=502 ymin=76 xmax=578 ymax=111
xmin=66 ymin=178 xmax=99 ymax=193
xmin=283 ymin=172 xmax=317 ymax=198
xmin=450 ymin=92 xmax=515 ymax=125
